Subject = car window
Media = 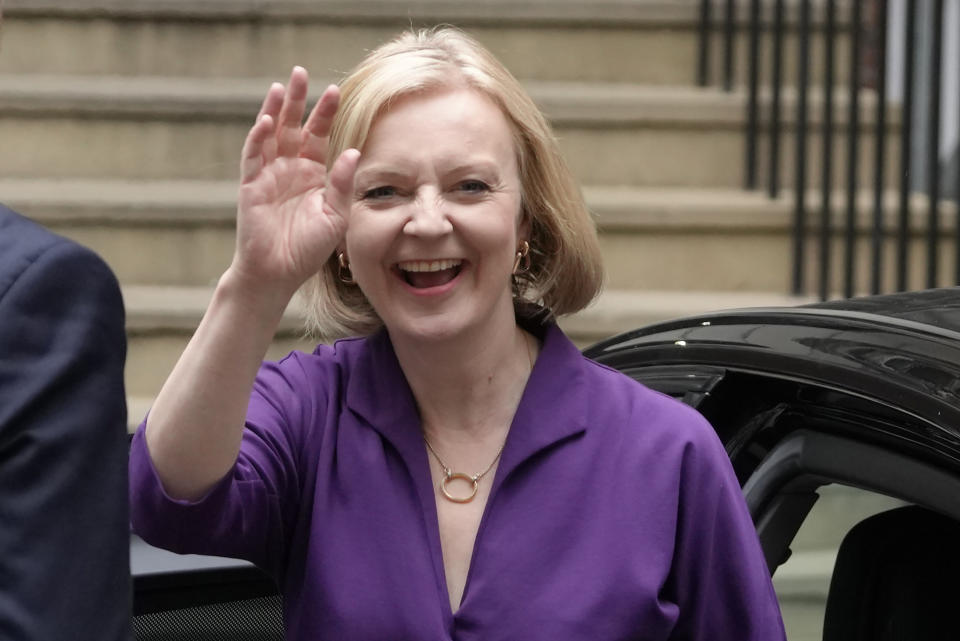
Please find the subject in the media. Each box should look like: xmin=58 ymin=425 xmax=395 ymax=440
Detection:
xmin=772 ymin=484 xmax=904 ymax=641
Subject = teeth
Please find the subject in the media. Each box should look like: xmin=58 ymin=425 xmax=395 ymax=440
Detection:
xmin=397 ymin=259 xmax=462 ymax=273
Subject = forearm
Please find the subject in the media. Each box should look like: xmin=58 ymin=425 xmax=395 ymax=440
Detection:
xmin=146 ymin=71 xmax=354 ymax=500
xmin=144 ymin=268 xmax=295 ymax=500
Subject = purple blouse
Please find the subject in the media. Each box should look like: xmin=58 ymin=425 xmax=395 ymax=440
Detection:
xmin=129 ymin=322 xmax=785 ymax=640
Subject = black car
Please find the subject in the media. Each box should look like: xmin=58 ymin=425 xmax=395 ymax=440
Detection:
xmin=133 ymin=287 xmax=960 ymax=640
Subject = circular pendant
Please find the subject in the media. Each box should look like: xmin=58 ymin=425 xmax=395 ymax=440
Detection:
xmin=440 ymin=472 xmax=479 ymax=503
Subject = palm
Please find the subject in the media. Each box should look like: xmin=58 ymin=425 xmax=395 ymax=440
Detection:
xmin=232 ymin=69 xmax=358 ymax=294
xmin=238 ymin=156 xmax=341 ymax=283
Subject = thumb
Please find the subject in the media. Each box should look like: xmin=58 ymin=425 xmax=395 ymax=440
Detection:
xmin=323 ymin=149 xmax=361 ymax=223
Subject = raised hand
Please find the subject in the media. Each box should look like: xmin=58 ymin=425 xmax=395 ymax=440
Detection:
xmin=231 ymin=66 xmax=359 ymax=300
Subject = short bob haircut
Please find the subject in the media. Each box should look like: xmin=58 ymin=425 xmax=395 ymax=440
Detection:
xmin=301 ymin=26 xmax=604 ymax=339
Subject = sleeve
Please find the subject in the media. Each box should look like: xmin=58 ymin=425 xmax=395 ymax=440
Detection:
xmin=0 ymin=240 xmax=131 ymax=641
xmin=129 ymin=352 xmax=319 ymax=578
xmin=665 ymin=411 xmax=787 ymax=641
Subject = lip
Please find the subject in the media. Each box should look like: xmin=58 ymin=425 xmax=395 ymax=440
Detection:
xmin=392 ymin=260 xmax=466 ymax=297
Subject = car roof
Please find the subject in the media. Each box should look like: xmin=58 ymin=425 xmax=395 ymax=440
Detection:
xmin=802 ymin=287 xmax=960 ymax=335
xmin=585 ymin=287 xmax=960 ymax=439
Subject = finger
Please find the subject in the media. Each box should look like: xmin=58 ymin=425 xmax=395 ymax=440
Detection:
xmin=252 ymin=83 xmax=284 ymax=167
xmin=256 ymin=82 xmax=285 ymax=123
xmin=240 ymin=114 xmax=275 ymax=184
xmin=323 ymin=148 xmax=361 ymax=221
xmin=300 ymin=84 xmax=341 ymax=164
xmin=276 ymin=66 xmax=309 ymax=157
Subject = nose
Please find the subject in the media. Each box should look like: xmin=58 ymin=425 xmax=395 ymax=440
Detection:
xmin=403 ymin=192 xmax=453 ymax=237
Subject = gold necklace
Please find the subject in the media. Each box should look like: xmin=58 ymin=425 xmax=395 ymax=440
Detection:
xmin=423 ymin=330 xmax=536 ymax=504
xmin=424 ymin=437 xmax=505 ymax=503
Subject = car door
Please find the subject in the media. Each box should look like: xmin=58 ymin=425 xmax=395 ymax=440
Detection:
xmin=589 ymin=314 xmax=960 ymax=641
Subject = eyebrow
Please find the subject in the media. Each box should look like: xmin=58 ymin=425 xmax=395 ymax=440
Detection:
xmin=444 ymin=160 xmax=501 ymax=178
xmin=354 ymin=158 xmax=502 ymax=184
xmin=353 ymin=168 xmax=411 ymax=185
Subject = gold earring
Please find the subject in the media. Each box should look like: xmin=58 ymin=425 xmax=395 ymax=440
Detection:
xmin=512 ymin=240 xmax=531 ymax=275
xmin=338 ymin=252 xmax=355 ymax=285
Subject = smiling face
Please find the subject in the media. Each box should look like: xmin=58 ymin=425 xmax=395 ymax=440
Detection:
xmin=344 ymin=86 xmax=526 ymax=344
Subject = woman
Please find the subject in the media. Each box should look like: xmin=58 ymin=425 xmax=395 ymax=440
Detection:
xmin=130 ymin=27 xmax=785 ymax=640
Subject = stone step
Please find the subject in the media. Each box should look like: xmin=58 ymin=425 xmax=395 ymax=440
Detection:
xmin=592 ymin=185 xmax=959 ymax=293
xmin=123 ymin=284 xmax=317 ymax=398
xmin=0 ymin=1 xmax=705 ymax=84
xmin=0 ymin=75 xmax=900 ymax=189
xmin=706 ymin=16 xmax=857 ymax=89
xmin=559 ymin=288 xmax=815 ymax=346
xmin=0 ymin=178 xmax=811 ymax=291
xmin=7 ymin=179 xmax=953 ymax=294
xmin=121 ymin=284 xmax=812 ymax=398
xmin=0 ymin=0 xmax=854 ymax=85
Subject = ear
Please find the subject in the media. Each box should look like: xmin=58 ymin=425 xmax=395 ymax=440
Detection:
xmin=517 ymin=206 xmax=532 ymax=241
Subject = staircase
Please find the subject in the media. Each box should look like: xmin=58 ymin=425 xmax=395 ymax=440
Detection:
xmin=1 ymin=0 xmax=843 ymax=408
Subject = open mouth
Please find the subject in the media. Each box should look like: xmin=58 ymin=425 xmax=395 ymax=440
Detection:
xmin=396 ymin=259 xmax=463 ymax=289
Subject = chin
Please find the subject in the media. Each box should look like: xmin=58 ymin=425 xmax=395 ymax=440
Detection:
xmin=382 ymin=309 xmax=484 ymax=345
xmin=388 ymin=318 xmax=464 ymax=344
xmin=376 ymin=291 xmax=517 ymax=347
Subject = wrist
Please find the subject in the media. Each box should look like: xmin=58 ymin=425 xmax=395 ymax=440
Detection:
xmin=215 ymin=267 xmax=297 ymax=326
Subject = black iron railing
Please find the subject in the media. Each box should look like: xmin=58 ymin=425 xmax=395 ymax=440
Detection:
xmin=698 ymin=0 xmax=960 ymax=300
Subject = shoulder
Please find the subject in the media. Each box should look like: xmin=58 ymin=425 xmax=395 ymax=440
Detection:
xmin=0 ymin=206 xmax=123 ymax=353
xmin=0 ymin=205 xmax=59 ymax=261
xmin=251 ymin=335 xmax=372 ymax=407
xmin=584 ymin=352 xmax=712 ymax=434
xmin=534 ymin=322 xmax=718 ymax=458
xmin=0 ymin=205 xmax=120 ymax=307
xmin=572 ymin=356 xmax=738 ymax=522
xmin=574 ymin=350 xmax=725 ymax=473
xmin=244 ymin=334 xmax=379 ymax=462
xmin=259 ymin=335 xmax=370 ymax=381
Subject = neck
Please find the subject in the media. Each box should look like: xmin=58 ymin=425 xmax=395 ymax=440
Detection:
xmin=391 ymin=313 xmax=538 ymax=443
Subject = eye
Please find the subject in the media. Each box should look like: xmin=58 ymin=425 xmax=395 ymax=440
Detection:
xmin=362 ymin=186 xmax=397 ymax=200
xmin=457 ymin=180 xmax=490 ymax=194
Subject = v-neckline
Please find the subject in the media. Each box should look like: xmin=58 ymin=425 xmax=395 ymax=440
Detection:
xmin=341 ymin=323 xmax=590 ymax=623
xmin=428 ymin=453 xmax=502 ymax=619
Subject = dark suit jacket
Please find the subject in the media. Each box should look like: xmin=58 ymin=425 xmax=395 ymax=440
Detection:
xmin=0 ymin=205 xmax=131 ymax=640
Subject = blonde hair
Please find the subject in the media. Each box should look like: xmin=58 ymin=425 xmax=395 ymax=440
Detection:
xmin=301 ymin=26 xmax=604 ymax=339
